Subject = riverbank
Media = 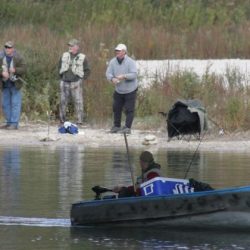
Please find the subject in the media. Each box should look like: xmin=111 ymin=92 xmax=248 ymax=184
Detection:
xmin=0 ymin=122 xmax=250 ymax=152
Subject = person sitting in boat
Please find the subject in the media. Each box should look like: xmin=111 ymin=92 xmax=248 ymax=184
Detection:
xmin=113 ymin=151 xmax=162 ymax=197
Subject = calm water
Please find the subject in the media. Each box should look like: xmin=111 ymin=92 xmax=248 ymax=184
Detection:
xmin=1 ymin=145 xmax=250 ymax=250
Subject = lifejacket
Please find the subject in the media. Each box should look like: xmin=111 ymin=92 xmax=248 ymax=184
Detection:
xmin=136 ymin=163 xmax=162 ymax=185
xmin=59 ymin=52 xmax=85 ymax=78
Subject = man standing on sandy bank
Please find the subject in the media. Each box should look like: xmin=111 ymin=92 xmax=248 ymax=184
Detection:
xmin=106 ymin=43 xmax=138 ymax=134
xmin=59 ymin=38 xmax=91 ymax=125
xmin=0 ymin=41 xmax=26 ymax=130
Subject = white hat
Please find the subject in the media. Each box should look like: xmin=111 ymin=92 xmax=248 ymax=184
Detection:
xmin=115 ymin=43 xmax=127 ymax=52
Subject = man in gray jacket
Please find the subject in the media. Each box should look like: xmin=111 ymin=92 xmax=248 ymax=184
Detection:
xmin=106 ymin=43 xmax=138 ymax=134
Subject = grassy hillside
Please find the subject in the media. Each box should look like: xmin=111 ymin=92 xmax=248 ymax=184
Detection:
xmin=0 ymin=0 xmax=249 ymax=131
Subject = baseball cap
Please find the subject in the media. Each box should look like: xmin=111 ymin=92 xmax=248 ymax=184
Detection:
xmin=140 ymin=151 xmax=154 ymax=163
xmin=4 ymin=41 xmax=14 ymax=48
xmin=115 ymin=43 xmax=127 ymax=52
xmin=68 ymin=39 xmax=80 ymax=46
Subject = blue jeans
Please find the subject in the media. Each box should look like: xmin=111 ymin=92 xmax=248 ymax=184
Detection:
xmin=2 ymin=84 xmax=22 ymax=127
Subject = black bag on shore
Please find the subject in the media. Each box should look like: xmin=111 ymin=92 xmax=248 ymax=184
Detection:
xmin=167 ymin=99 xmax=208 ymax=140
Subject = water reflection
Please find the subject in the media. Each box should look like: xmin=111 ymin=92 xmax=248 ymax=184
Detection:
xmin=0 ymin=147 xmax=21 ymax=213
xmin=103 ymin=150 xmax=136 ymax=188
xmin=160 ymin=150 xmax=250 ymax=189
xmin=0 ymin=216 xmax=70 ymax=227
xmin=164 ymin=150 xmax=207 ymax=180
xmin=58 ymin=146 xmax=85 ymax=214
xmin=1 ymin=146 xmax=250 ymax=249
xmin=70 ymin=227 xmax=250 ymax=250
xmin=2 ymin=146 xmax=21 ymax=170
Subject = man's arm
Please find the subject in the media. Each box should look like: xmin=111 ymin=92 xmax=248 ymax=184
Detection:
xmin=147 ymin=172 xmax=160 ymax=180
xmin=124 ymin=58 xmax=137 ymax=80
xmin=15 ymin=54 xmax=26 ymax=76
xmin=83 ymin=57 xmax=91 ymax=80
xmin=105 ymin=59 xmax=116 ymax=81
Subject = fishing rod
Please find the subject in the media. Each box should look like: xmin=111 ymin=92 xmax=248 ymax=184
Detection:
xmin=17 ymin=76 xmax=29 ymax=85
xmin=183 ymin=131 xmax=207 ymax=179
xmin=123 ymin=132 xmax=137 ymax=193
xmin=47 ymin=110 xmax=52 ymax=140
xmin=10 ymin=75 xmax=29 ymax=85
xmin=91 ymin=133 xmax=137 ymax=199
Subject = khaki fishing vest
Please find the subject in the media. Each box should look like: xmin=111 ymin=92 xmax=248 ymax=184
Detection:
xmin=60 ymin=52 xmax=85 ymax=78
xmin=2 ymin=56 xmax=15 ymax=81
xmin=2 ymin=56 xmax=14 ymax=71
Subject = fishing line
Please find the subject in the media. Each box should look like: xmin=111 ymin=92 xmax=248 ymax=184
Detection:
xmin=183 ymin=131 xmax=207 ymax=179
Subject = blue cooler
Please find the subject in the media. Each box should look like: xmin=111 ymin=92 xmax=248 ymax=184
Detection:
xmin=140 ymin=177 xmax=194 ymax=196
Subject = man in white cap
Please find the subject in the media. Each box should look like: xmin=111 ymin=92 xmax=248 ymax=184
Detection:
xmin=58 ymin=38 xmax=90 ymax=125
xmin=0 ymin=41 xmax=26 ymax=130
xmin=106 ymin=43 xmax=138 ymax=134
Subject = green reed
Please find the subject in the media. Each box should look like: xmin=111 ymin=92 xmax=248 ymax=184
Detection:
xmin=0 ymin=0 xmax=249 ymax=131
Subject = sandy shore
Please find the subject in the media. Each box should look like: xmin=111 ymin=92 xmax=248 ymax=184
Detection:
xmin=0 ymin=123 xmax=249 ymax=152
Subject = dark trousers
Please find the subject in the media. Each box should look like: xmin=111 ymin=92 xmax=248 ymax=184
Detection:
xmin=113 ymin=89 xmax=137 ymax=128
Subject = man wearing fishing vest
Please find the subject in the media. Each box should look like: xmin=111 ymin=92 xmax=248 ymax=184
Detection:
xmin=0 ymin=41 xmax=26 ymax=130
xmin=59 ymin=38 xmax=90 ymax=125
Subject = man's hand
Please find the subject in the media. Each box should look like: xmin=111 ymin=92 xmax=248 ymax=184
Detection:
xmin=9 ymin=67 xmax=16 ymax=74
xmin=113 ymin=186 xmax=122 ymax=193
xmin=116 ymin=74 xmax=126 ymax=81
xmin=2 ymin=71 xmax=9 ymax=80
xmin=111 ymin=77 xmax=120 ymax=85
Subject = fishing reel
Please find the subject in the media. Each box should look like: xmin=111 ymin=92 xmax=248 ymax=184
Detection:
xmin=10 ymin=75 xmax=18 ymax=82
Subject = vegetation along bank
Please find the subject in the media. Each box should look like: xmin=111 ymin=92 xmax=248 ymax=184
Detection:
xmin=0 ymin=0 xmax=249 ymax=132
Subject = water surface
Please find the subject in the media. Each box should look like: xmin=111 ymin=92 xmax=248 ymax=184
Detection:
xmin=1 ymin=145 xmax=250 ymax=249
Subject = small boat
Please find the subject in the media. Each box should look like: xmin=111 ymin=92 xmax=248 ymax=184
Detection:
xmin=70 ymin=180 xmax=250 ymax=230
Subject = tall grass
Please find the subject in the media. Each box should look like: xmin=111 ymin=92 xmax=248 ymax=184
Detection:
xmin=0 ymin=0 xmax=249 ymax=131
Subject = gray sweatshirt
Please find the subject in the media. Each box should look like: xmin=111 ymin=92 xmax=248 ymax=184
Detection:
xmin=106 ymin=55 xmax=138 ymax=94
